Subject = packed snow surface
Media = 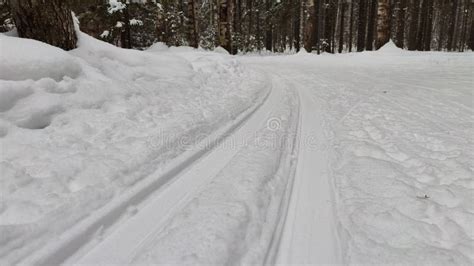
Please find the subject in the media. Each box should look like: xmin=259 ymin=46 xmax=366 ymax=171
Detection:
xmin=0 ymin=34 xmax=472 ymax=265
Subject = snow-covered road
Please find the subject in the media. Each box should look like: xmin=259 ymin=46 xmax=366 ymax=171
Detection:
xmin=1 ymin=33 xmax=473 ymax=265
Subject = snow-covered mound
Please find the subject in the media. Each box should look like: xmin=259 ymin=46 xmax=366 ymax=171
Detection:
xmin=376 ymin=40 xmax=404 ymax=54
xmin=0 ymin=33 xmax=266 ymax=265
xmin=0 ymin=36 xmax=82 ymax=81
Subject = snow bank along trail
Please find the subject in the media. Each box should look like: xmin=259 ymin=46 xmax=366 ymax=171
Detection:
xmin=0 ymin=33 xmax=267 ymax=265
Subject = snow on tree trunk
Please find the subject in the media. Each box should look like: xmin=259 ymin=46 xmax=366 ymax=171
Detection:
xmin=9 ymin=0 xmax=77 ymax=50
xmin=376 ymin=0 xmax=390 ymax=49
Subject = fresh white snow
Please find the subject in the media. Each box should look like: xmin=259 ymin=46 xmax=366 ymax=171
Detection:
xmin=1 ymin=32 xmax=473 ymax=265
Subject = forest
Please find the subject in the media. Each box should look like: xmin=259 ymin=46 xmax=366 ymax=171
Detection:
xmin=1 ymin=0 xmax=474 ymax=266
xmin=1 ymin=0 xmax=472 ymax=53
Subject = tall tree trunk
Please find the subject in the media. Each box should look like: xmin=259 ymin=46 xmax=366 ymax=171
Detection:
xmin=407 ymin=0 xmax=420 ymax=50
xmin=121 ymin=5 xmax=131 ymax=49
xmin=304 ymin=0 xmax=315 ymax=52
xmin=416 ymin=0 xmax=428 ymax=50
xmin=233 ymin=0 xmax=242 ymax=53
xmin=470 ymin=7 xmax=474 ymax=51
xmin=357 ymin=0 xmax=368 ymax=51
xmin=9 ymin=0 xmax=77 ymax=50
xmin=447 ymin=0 xmax=459 ymax=51
xmin=338 ymin=0 xmax=345 ymax=53
xmin=314 ymin=0 xmax=324 ymax=54
xmin=186 ymin=0 xmax=199 ymax=48
xmin=422 ymin=0 xmax=434 ymax=51
xmin=376 ymin=0 xmax=390 ymax=49
xmin=218 ymin=0 xmax=233 ymax=53
xmin=294 ymin=0 xmax=302 ymax=51
xmin=265 ymin=0 xmax=273 ymax=51
xmin=395 ymin=0 xmax=407 ymax=48
xmin=257 ymin=4 xmax=261 ymax=50
xmin=246 ymin=0 xmax=252 ymax=50
xmin=348 ymin=0 xmax=354 ymax=52
xmin=366 ymin=0 xmax=377 ymax=50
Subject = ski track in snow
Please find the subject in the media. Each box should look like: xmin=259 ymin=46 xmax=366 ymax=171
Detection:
xmin=1 ymin=33 xmax=473 ymax=265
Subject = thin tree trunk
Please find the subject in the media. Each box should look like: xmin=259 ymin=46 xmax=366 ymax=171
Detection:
xmin=357 ymin=0 xmax=368 ymax=51
xmin=396 ymin=0 xmax=407 ymax=48
xmin=407 ymin=0 xmax=420 ymax=50
xmin=376 ymin=0 xmax=390 ymax=49
xmin=218 ymin=0 xmax=233 ymax=53
xmin=9 ymin=0 xmax=77 ymax=50
xmin=447 ymin=0 xmax=458 ymax=51
xmin=366 ymin=0 xmax=377 ymax=50
xmin=122 ymin=5 xmax=131 ymax=49
xmin=294 ymin=0 xmax=302 ymax=51
xmin=422 ymin=0 xmax=434 ymax=51
xmin=265 ymin=0 xmax=273 ymax=51
xmin=349 ymin=0 xmax=354 ymax=52
xmin=186 ymin=0 xmax=199 ymax=48
xmin=338 ymin=0 xmax=345 ymax=53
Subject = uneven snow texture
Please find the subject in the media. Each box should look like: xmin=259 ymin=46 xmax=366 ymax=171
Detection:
xmin=132 ymin=86 xmax=299 ymax=265
xmin=244 ymin=47 xmax=473 ymax=265
xmin=0 ymin=34 xmax=265 ymax=264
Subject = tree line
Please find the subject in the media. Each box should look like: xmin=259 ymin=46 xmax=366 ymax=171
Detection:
xmin=1 ymin=0 xmax=472 ymax=53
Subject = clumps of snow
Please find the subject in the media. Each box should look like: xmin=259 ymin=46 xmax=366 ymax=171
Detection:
xmin=130 ymin=19 xmax=143 ymax=26
xmin=107 ymin=0 xmax=127 ymax=14
xmin=100 ymin=30 xmax=110 ymax=38
xmin=0 ymin=35 xmax=82 ymax=81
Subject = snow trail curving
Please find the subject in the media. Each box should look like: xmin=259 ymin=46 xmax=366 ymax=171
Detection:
xmin=72 ymin=68 xmax=300 ymax=265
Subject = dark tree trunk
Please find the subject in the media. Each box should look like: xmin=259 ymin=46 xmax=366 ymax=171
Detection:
xmin=422 ymin=0 xmax=434 ymax=51
xmin=265 ymin=0 xmax=273 ymax=51
xmin=468 ymin=4 xmax=474 ymax=51
xmin=316 ymin=0 xmax=324 ymax=53
xmin=9 ymin=0 xmax=77 ymax=50
xmin=247 ymin=0 xmax=253 ymax=51
xmin=457 ymin=1 xmax=469 ymax=52
xmin=294 ymin=0 xmax=301 ymax=51
xmin=376 ymin=0 xmax=390 ymax=49
xmin=395 ymin=0 xmax=407 ymax=48
xmin=121 ymin=6 xmax=131 ymax=49
xmin=407 ymin=0 xmax=420 ymax=50
xmin=233 ymin=0 xmax=242 ymax=53
xmin=338 ymin=0 xmax=345 ymax=53
xmin=357 ymin=0 xmax=368 ymax=51
xmin=416 ymin=0 xmax=428 ymax=50
xmin=366 ymin=0 xmax=377 ymax=50
xmin=257 ymin=6 xmax=261 ymax=50
xmin=218 ymin=0 xmax=233 ymax=53
xmin=186 ymin=0 xmax=199 ymax=48
xmin=447 ymin=0 xmax=458 ymax=51
xmin=324 ymin=0 xmax=336 ymax=53
xmin=349 ymin=0 xmax=354 ymax=52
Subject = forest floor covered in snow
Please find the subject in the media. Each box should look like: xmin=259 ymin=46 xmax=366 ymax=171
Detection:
xmin=0 ymin=32 xmax=473 ymax=265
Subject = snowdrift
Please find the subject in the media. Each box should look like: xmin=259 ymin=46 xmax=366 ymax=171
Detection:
xmin=0 ymin=32 xmax=266 ymax=264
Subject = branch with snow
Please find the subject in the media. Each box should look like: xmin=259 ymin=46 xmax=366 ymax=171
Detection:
xmin=108 ymin=0 xmax=127 ymax=14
